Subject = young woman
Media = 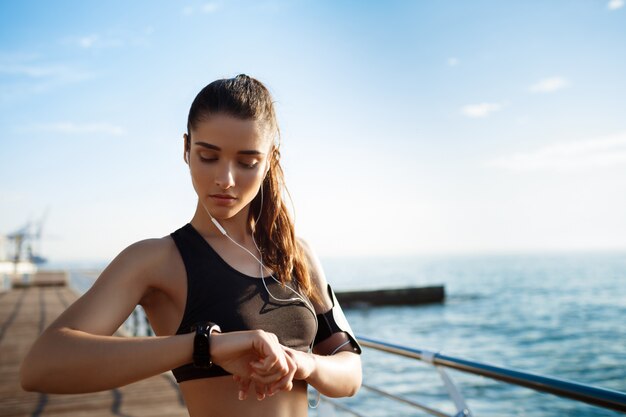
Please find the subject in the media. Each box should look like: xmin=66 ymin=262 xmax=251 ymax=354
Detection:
xmin=20 ymin=74 xmax=362 ymax=417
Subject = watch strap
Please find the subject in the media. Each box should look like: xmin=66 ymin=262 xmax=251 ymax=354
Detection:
xmin=191 ymin=322 xmax=221 ymax=369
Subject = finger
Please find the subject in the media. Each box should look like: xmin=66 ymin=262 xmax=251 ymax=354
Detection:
xmin=269 ymin=372 xmax=294 ymax=395
xmin=253 ymin=333 xmax=283 ymax=369
xmin=249 ymin=360 xmax=275 ymax=377
xmin=260 ymin=350 xmax=282 ymax=370
xmin=238 ymin=378 xmax=251 ymax=401
xmin=269 ymin=350 xmax=297 ymax=395
xmin=250 ymin=359 xmax=287 ymax=377
xmin=252 ymin=353 xmax=289 ymax=377
xmin=254 ymin=381 xmax=267 ymax=401
xmin=250 ymin=370 xmax=285 ymax=385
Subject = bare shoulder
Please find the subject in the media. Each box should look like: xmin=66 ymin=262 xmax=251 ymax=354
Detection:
xmin=297 ymin=237 xmax=332 ymax=312
xmin=46 ymin=235 xmax=180 ymax=336
xmin=116 ymin=236 xmax=178 ymax=276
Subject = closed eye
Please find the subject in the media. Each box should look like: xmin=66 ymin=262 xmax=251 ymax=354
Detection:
xmin=199 ymin=155 xmax=258 ymax=169
xmin=239 ymin=161 xmax=258 ymax=169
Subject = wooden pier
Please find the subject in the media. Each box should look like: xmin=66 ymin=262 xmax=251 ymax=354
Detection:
xmin=0 ymin=272 xmax=189 ymax=417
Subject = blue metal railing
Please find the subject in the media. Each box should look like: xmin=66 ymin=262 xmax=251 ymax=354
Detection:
xmin=332 ymin=335 xmax=626 ymax=416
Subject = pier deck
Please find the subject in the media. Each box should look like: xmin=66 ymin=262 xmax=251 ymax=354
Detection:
xmin=0 ymin=279 xmax=189 ymax=417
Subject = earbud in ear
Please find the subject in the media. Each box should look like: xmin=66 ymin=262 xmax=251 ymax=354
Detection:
xmin=184 ymin=133 xmax=191 ymax=165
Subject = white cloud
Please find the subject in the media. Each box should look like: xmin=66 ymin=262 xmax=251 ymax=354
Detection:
xmin=130 ymin=27 xmax=154 ymax=47
xmin=64 ymin=28 xmax=153 ymax=50
xmin=78 ymin=35 xmax=99 ymax=48
xmin=530 ymin=76 xmax=569 ymax=93
xmin=202 ymin=2 xmax=219 ymax=13
xmin=70 ymin=33 xmax=123 ymax=49
xmin=0 ymin=62 xmax=87 ymax=79
xmin=461 ymin=102 xmax=504 ymax=118
xmin=0 ymin=56 xmax=94 ymax=102
xmin=489 ymin=131 xmax=626 ymax=172
xmin=18 ymin=122 xmax=126 ymax=136
xmin=447 ymin=57 xmax=459 ymax=67
xmin=182 ymin=2 xmax=219 ymax=15
xmin=608 ymin=0 xmax=624 ymax=10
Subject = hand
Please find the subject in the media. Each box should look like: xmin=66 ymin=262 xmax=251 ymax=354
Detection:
xmin=210 ymin=330 xmax=296 ymax=400
xmin=283 ymin=346 xmax=316 ymax=381
xmin=231 ymin=375 xmax=281 ymax=401
xmin=232 ymin=346 xmax=298 ymax=401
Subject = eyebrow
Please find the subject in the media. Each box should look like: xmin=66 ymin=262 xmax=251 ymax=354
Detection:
xmin=194 ymin=141 xmax=265 ymax=155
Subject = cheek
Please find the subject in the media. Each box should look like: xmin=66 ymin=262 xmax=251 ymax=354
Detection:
xmin=189 ymin=160 xmax=217 ymax=179
xmin=189 ymin=167 xmax=203 ymax=186
xmin=240 ymin=170 xmax=265 ymax=191
xmin=189 ymin=166 xmax=213 ymax=194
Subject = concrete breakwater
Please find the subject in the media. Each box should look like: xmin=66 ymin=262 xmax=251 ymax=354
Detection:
xmin=337 ymin=285 xmax=445 ymax=308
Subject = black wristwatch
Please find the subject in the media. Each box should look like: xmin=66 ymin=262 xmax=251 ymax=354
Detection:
xmin=191 ymin=322 xmax=221 ymax=369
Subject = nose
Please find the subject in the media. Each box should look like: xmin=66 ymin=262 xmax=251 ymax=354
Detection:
xmin=215 ymin=161 xmax=235 ymax=189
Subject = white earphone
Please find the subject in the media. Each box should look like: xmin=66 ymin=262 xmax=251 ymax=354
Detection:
xmin=207 ymin=186 xmax=314 ymax=314
xmin=186 ymin=143 xmax=315 ymax=318
xmin=186 ymin=133 xmax=322 ymax=407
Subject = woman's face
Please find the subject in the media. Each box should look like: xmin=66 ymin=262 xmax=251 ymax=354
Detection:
xmin=187 ymin=113 xmax=272 ymax=221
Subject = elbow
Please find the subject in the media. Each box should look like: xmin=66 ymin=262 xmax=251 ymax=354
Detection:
xmin=325 ymin=368 xmax=362 ymax=398
xmin=346 ymin=388 xmax=359 ymax=398
xmin=345 ymin=373 xmax=362 ymax=397
xmin=20 ymin=361 xmax=42 ymax=392
xmin=20 ymin=339 xmax=56 ymax=393
xmin=20 ymin=348 xmax=55 ymax=393
xmin=20 ymin=358 xmax=66 ymax=393
xmin=345 ymin=357 xmax=362 ymax=397
xmin=20 ymin=328 xmax=71 ymax=393
xmin=323 ymin=382 xmax=361 ymax=398
xmin=21 ymin=378 xmax=38 ymax=393
xmin=339 ymin=356 xmax=363 ymax=398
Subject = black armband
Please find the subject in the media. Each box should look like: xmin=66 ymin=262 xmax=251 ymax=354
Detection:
xmin=314 ymin=284 xmax=362 ymax=354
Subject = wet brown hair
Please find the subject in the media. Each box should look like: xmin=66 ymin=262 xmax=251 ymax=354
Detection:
xmin=186 ymin=74 xmax=319 ymax=304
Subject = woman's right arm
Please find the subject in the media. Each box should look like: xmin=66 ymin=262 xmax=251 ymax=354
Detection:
xmin=20 ymin=239 xmax=198 ymax=393
xmin=20 ymin=239 xmax=293 ymax=394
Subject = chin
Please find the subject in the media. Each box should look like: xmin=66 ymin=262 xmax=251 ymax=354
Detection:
xmin=203 ymin=204 xmax=243 ymax=220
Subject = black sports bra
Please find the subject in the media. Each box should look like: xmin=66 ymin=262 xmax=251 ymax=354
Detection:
xmin=170 ymin=223 xmax=317 ymax=382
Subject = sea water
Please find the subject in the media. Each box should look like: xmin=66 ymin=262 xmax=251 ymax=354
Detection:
xmin=323 ymin=252 xmax=626 ymax=417
xmin=68 ymin=252 xmax=626 ymax=416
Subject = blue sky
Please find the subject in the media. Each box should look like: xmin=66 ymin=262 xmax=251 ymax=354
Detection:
xmin=1 ymin=1 xmax=625 ymax=262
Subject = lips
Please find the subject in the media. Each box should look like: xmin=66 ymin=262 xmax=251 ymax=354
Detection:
xmin=210 ymin=194 xmax=236 ymax=199
xmin=209 ymin=194 xmax=237 ymax=206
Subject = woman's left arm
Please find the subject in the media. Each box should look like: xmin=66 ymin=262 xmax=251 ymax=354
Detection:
xmin=283 ymin=343 xmax=362 ymax=397
xmin=289 ymin=238 xmax=362 ymax=397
